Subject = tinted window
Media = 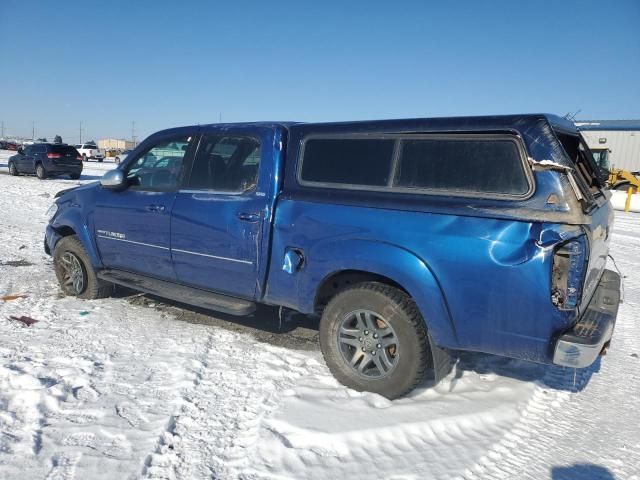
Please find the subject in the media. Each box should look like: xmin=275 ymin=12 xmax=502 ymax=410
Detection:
xmin=301 ymin=138 xmax=395 ymax=186
xmin=186 ymin=135 xmax=261 ymax=192
xmin=33 ymin=145 xmax=46 ymax=154
xmin=127 ymin=136 xmax=192 ymax=190
xmin=50 ymin=145 xmax=79 ymax=155
xmin=395 ymin=138 xmax=529 ymax=195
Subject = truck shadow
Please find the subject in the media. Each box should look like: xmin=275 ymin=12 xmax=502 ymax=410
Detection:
xmin=114 ymin=287 xmax=320 ymax=351
xmin=446 ymin=350 xmax=600 ymax=393
xmin=551 ymin=463 xmax=616 ymax=479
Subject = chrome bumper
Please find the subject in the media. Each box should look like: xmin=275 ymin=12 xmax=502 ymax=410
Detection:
xmin=553 ymin=269 xmax=621 ymax=368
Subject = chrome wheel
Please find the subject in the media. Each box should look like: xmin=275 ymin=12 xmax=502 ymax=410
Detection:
xmin=337 ymin=309 xmax=399 ymax=379
xmin=59 ymin=251 xmax=86 ymax=294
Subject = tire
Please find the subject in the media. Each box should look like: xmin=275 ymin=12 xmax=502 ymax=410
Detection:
xmin=53 ymin=235 xmax=112 ymax=299
xmin=319 ymin=282 xmax=432 ymax=399
xmin=115 ymin=156 xmax=120 ymax=164
xmin=98 ymin=158 xmax=103 ymax=163
xmin=82 ymin=154 xmax=87 ymax=162
xmin=8 ymin=161 xmax=19 ymax=176
xmin=69 ymin=173 xmax=81 ymax=180
xmin=36 ymin=163 xmax=47 ymax=179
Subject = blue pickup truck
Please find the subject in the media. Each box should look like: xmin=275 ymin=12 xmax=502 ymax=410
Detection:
xmin=45 ymin=114 xmax=621 ymax=398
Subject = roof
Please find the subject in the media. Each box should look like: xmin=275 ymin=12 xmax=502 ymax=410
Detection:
xmin=576 ymin=120 xmax=640 ymax=131
xmin=151 ymin=115 xmax=577 ymax=139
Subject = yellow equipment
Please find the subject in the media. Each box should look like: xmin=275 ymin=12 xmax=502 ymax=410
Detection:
xmin=590 ymin=148 xmax=640 ymax=193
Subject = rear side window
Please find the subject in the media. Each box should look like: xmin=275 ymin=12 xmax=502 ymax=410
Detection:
xmin=50 ymin=145 xmax=79 ymax=155
xmin=300 ymin=138 xmax=395 ymax=186
xmin=395 ymin=138 xmax=529 ymax=195
xmin=185 ymin=135 xmax=261 ymax=193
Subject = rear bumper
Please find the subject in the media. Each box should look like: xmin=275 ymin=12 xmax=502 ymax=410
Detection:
xmin=553 ymin=269 xmax=621 ymax=368
xmin=47 ymin=164 xmax=83 ymax=173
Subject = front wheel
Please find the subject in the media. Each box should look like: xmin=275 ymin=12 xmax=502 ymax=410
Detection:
xmin=319 ymin=282 xmax=432 ymax=399
xmin=53 ymin=235 xmax=111 ymax=299
xmin=98 ymin=158 xmax=103 ymax=163
xmin=36 ymin=163 xmax=47 ymax=179
xmin=8 ymin=161 xmax=19 ymax=176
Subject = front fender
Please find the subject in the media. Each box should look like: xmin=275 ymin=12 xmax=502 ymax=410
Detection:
xmin=268 ymin=239 xmax=458 ymax=348
xmin=50 ymin=206 xmax=102 ymax=269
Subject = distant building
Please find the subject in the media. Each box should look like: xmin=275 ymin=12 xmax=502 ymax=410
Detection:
xmin=577 ymin=120 xmax=640 ymax=171
xmin=97 ymin=138 xmax=135 ymax=150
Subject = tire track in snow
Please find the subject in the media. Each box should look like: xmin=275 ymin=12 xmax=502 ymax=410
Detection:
xmin=143 ymin=329 xmax=316 ymax=479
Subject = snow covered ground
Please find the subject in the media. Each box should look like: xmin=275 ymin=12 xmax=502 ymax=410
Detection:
xmin=0 ymin=149 xmax=638 ymax=480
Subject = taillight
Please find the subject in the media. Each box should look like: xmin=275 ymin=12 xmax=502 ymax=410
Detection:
xmin=47 ymin=153 xmax=62 ymax=159
xmin=551 ymin=236 xmax=588 ymax=309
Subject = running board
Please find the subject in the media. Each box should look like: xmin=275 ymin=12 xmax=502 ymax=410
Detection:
xmin=97 ymin=269 xmax=256 ymax=316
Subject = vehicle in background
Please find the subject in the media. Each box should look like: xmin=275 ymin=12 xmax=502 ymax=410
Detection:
xmin=44 ymin=115 xmax=620 ymax=399
xmin=114 ymin=149 xmax=132 ymax=164
xmin=590 ymin=147 xmax=640 ymax=193
xmin=9 ymin=143 xmax=83 ymax=179
xmin=75 ymin=143 xmax=105 ymax=162
xmin=1 ymin=140 xmax=19 ymax=151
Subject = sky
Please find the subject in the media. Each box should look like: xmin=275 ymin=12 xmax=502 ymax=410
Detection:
xmin=1 ymin=0 xmax=638 ymax=143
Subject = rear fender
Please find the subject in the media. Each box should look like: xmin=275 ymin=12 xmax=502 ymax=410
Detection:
xmin=293 ymin=240 xmax=458 ymax=348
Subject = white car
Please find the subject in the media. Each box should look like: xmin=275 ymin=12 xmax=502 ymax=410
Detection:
xmin=75 ymin=143 xmax=105 ymax=162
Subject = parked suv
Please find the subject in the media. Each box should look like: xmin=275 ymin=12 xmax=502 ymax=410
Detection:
xmin=75 ymin=143 xmax=105 ymax=162
xmin=9 ymin=143 xmax=83 ymax=179
xmin=43 ymin=115 xmax=621 ymax=399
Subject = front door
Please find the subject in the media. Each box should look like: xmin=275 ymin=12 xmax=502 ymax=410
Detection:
xmin=171 ymin=132 xmax=267 ymax=298
xmin=93 ymin=130 xmax=197 ymax=280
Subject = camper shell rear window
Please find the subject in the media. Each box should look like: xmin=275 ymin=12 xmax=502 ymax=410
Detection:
xmin=298 ymin=134 xmax=533 ymax=199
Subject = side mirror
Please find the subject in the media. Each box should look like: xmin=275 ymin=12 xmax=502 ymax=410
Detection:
xmin=17 ymin=147 xmax=24 ymax=154
xmin=100 ymin=169 xmax=126 ymax=189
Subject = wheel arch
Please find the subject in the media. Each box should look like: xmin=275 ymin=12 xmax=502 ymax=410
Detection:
xmin=299 ymin=240 xmax=459 ymax=348
xmin=50 ymin=215 xmax=103 ymax=269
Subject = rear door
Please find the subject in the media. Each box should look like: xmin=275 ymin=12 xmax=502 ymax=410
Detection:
xmin=93 ymin=129 xmax=197 ymax=280
xmin=16 ymin=145 xmax=34 ymax=172
xmin=170 ymin=129 xmax=269 ymax=298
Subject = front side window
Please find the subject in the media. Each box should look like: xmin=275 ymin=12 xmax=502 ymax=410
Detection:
xmin=185 ymin=135 xmax=261 ymax=193
xmin=126 ymin=136 xmax=191 ymax=190
xmin=395 ymin=138 xmax=529 ymax=195
xmin=300 ymin=138 xmax=395 ymax=187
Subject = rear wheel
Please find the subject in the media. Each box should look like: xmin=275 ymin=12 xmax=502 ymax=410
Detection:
xmin=54 ymin=235 xmax=111 ymax=299
xmin=319 ymin=282 xmax=432 ymax=399
xmin=8 ymin=161 xmax=19 ymax=176
xmin=36 ymin=163 xmax=47 ymax=179
xmin=82 ymin=154 xmax=87 ymax=162
xmin=98 ymin=158 xmax=103 ymax=163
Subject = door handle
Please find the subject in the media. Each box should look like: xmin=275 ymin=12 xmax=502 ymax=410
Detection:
xmin=237 ymin=212 xmax=261 ymax=222
xmin=145 ymin=204 xmax=166 ymax=212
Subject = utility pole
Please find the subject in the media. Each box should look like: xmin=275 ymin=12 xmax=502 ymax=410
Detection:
xmin=219 ymin=112 xmax=222 ymax=123
xmin=79 ymin=121 xmax=83 ymax=144
xmin=131 ymin=120 xmax=136 ymax=147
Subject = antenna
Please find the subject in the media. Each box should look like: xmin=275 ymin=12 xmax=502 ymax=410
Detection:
xmin=564 ymin=109 xmax=582 ymax=121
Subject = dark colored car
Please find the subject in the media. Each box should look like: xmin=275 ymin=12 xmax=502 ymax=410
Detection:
xmin=8 ymin=143 xmax=83 ymax=179
xmin=2 ymin=141 xmax=19 ymax=151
